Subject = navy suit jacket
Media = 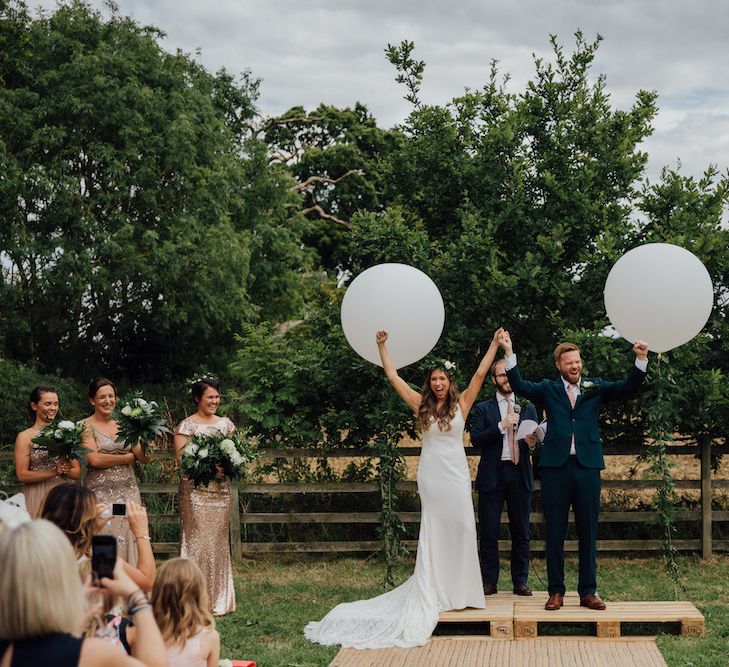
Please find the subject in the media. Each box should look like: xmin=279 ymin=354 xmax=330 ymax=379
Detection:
xmin=506 ymin=364 xmax=646 ymax=470
xmin=469 ymin=397 xmax=539 ymax=492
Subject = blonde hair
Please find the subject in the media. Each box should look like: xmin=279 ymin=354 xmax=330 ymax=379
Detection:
xmin=151 ymin=558 xmax=215 ymax=645
xmin=0 ymin=520 xmax=84 ymax=639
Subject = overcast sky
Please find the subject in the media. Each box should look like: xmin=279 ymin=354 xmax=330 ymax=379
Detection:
xmin=34 ymin=0 xmax=729 ymax=184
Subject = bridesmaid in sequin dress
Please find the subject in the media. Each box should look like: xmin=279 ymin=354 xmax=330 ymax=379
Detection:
xmin=83 ymin=377 xmax=149 ymax=567
xmin=14 ymin=386 xmax=81 ymax=517
xmin=174 ymin=377 xmax=236 ymax=616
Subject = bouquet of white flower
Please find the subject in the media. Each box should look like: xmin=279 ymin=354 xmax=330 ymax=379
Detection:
xmin=113 ymin=392 xmax=171 ymax=455
xmin=31 ymin=419 xmax=91 ymax=475
xmin=179 ymin=431 xmax=257 ymax=488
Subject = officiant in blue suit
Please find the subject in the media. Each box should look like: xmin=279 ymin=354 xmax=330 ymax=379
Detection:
xmin=469 ymin=358 xmax=539 ymax=597
xmin=498 ymin=330 xmax=648 ymax=612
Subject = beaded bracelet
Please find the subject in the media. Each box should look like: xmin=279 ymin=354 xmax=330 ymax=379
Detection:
xmin=128 ymin=602 xmax=152 ymax=616
xmin=127 ymin=589 xmax=148 ymax=610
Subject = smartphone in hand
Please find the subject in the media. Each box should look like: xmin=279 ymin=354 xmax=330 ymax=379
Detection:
xmin=112 ymin=503 xmax=126 ymax=516
xmin=91 ymin=535 xmax=116 ymax=580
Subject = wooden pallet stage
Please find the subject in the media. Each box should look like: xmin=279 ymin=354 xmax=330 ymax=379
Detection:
xmin=330 ymin=637 xmax=667 ymax=666
xmin=512 ymin=592 xmax=704 ymax=639
xmin=438 ymin=593 xmax=515 ymax=639
xmin=329 ymin=592 xmax=703 ymax=666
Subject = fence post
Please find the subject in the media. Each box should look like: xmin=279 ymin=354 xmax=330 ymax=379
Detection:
xmin=700 ymin=437 xmax=712 ymax=559
xmin=229 ymin=484 xmax=243 ymax=562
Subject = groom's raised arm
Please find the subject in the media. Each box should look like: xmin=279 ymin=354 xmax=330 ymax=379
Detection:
xmin=600 ymin=340 xmax=649 ymax=402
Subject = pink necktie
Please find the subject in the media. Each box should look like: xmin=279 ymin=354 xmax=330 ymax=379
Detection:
xmin=507 ymin=397 xmax=520 ymax=465
xmin=567 ymin=383 xmax=577 ymax=452
xmin=567 ymin=383 xmax=577 ymax=408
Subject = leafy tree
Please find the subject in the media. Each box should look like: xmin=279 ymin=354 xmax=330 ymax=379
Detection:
xmin=0 ymin=0 xmax=311 ymax=380
xmin=233 ymin=33 xmax=728 ymax=456
xmin=264 ymin=103 xmax=402 ymax=272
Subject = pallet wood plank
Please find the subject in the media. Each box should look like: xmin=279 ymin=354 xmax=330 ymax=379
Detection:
xmin=512 ymin=595 xmax=704 ymax=639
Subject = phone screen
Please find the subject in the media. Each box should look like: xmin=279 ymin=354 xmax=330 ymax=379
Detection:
xmin=112 ymin=503 xmax=126 ymax=516
xmin=91 ymin=535 xmax=117 ymax=580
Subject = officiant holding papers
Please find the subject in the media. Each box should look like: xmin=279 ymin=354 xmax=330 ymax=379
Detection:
xmin=468 ymin=359 xmax=540 ymax=596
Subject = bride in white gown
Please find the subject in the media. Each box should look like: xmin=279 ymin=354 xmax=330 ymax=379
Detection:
xmin=305 ymin=328 xmax=504 ymax=649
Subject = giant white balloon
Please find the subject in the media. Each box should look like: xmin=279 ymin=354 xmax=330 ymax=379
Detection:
xmin=341 ymin=263 xmax=445 ymax=368
xmin=604 ymin=243 xmax=713 ymax=353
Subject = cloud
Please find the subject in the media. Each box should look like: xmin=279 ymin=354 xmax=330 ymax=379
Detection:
xmin=30 ymin=0 xmax=729 ymax=182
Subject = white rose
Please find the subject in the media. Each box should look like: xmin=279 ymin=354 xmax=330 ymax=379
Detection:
xmin=444 ymin=360 xmax=454 ymax=370
xmin=121 ymin=405 xmax=133 ymax=416
xmin=58 ymin=420 xmax=76 ymax=431
xmin=54 ymin=429 xmax=63 ymax=438
xmin=197 ymin=448 xmax=209 ymax=459
xmin=230 ymin=452 xmax=243 ymax=466
xmin=136 ymin=398 xmax=148 ymax=407
xmin=183 ymin=444 xmax=196 ymax=457
xmin=220 ymin=439 xmax=235 ymax=454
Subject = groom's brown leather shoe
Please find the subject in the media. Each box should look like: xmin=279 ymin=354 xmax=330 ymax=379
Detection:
xmin=544 ymin=593 xmax=564 ymax=610
xmin=580 ymin=594 xmax=607 ymax=610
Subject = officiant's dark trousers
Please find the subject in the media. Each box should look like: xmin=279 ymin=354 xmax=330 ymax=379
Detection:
xmin=478 ymin=461 xmax=531 ymax=586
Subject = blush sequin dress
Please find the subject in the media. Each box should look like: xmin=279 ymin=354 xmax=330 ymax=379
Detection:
xmin=176 ymin=416 xmax=236 ymax=616
xmin=84 ymin=427 xmax=142 ymax=567
xmin=22 ymin=435 xmax=64 ymax=517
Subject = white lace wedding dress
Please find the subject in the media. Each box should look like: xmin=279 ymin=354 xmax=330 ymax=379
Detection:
xmin=304 ymin=406 xmax=484 ymax=648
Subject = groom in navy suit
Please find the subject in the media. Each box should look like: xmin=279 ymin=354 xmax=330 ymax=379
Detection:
xmin=499 ymin=331 xmax=648 ymax=611
xmin=469 ymin=359 xmax=539 ymax=596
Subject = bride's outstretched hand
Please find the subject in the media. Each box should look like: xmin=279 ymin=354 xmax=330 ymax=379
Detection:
xmin=492 ymin=327 xmax=504 ymax=344
xmin=376 ymin=330 xmax=389 ymax=346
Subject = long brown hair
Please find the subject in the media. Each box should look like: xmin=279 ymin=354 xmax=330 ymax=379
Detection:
xmin=40 ymin=483 xmax=97 ymax=558
xmin=415 ymin=367 xmax=460 ymax=432
xmin=152 ymin=558 xmax=215 ymax=645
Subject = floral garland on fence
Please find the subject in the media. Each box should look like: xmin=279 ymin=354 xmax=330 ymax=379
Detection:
xmin=645 ymin=354 xmax=681 ymax=598
xmin=374 ymin=428 xmax=408 ymax=589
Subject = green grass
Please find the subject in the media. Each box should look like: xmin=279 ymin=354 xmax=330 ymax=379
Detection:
xmin=218 ymin=554 xmax=729 ymax=667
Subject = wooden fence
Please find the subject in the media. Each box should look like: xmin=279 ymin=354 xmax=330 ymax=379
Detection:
xmin=2 ymin=442 xmax=728 ymax=560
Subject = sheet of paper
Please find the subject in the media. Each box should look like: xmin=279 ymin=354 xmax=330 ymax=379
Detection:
xmin=515 ymin=419 xmax=539 ymax=441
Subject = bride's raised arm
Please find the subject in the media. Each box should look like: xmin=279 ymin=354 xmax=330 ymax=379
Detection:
xmin=376 ymin=331 xmax=422 ymax=413
xmin=459 ymin=327 xmax=504 ymax=418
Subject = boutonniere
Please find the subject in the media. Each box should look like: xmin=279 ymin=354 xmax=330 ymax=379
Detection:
xmin=581 ymin=379 xmax=598 ymax=394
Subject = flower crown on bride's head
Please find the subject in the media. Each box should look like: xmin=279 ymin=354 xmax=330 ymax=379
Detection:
xmin=419 ymin=356 xmax=457 ymax=378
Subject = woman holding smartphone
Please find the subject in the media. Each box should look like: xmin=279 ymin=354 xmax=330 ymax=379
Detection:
xmin=83 ymin=378 xmax=149 ymax=567
xmin=41 ymin=483 xmax=156 ymax=591
xmin=0 ymin=520 xmax=167 ymax=667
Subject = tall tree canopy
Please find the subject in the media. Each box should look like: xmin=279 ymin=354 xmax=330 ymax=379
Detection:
xmin=230 ymin=35 xmax=729 ymax=453
xmin=0 ymin=0 xmax=312 ymax=380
